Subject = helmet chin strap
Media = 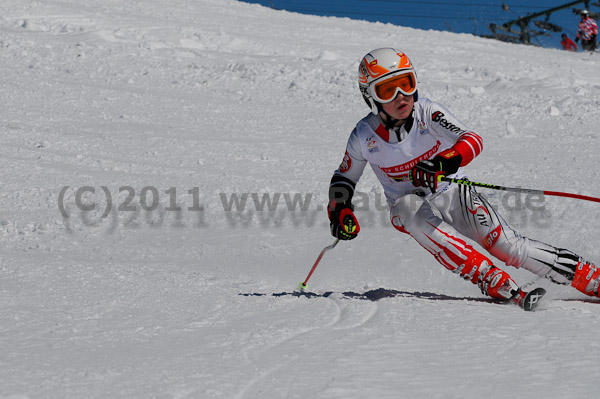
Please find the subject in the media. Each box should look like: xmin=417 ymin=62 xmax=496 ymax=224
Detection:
xmin=378 ymin=105 xmax=398 ymax=131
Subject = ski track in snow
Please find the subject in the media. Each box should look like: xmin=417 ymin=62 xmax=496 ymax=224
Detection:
xmin=235 ymin=298 xmax=380 ymax=399
xmin=1 ymin=0 xmax=600 ymax=398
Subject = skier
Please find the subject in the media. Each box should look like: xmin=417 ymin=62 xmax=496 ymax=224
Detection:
xmin=561 ymin=33 xmax=578 ymax=51
xmin=575 ymin=10 xmax=598 ymax=52
xmin=327 ymin=48 xmax=600 ymax=301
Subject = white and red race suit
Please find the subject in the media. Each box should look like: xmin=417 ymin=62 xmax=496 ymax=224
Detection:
xmin=330 ymin=98 xmax=598 ymax=296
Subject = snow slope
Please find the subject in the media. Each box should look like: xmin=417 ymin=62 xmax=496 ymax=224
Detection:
xmin=1 ymin=0 xmax=600 ymax=398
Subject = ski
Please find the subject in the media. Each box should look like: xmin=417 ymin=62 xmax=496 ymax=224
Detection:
xmin=511 ymin=287 xmax=547 ymax=311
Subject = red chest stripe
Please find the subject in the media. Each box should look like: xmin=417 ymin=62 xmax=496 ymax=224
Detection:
xmin=379 ymin=141 xmax=441 ymax=175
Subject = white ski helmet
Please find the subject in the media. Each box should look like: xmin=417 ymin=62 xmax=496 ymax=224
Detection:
xmin=358 ymin=48 xmax=418 ymax=114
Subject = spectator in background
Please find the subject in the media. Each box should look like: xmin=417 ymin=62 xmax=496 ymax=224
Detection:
xmin=561 ymin=33 xmax=578 ymax=51
xmin=575 ymin=10 xmax=598 ymax=51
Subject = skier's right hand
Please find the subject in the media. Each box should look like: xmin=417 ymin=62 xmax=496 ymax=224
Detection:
xmin=328 ymin=202 xmax=360 ymax=240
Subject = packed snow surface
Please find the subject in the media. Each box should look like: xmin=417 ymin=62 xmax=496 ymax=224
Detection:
xmin=1 ymin=1 xmax=600 ymax=398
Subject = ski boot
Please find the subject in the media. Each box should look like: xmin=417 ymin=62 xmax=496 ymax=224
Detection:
xmin=571 ymin=259 xmax=600 ymax=297
xmin=458 ymin=251 xmax=519 ymax=300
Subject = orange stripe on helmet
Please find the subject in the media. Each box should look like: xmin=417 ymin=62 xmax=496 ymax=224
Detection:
xmin=396 ymin=52 xmax=412 ymax=68
xmin=363 ymin=52 xmax=413 ymax=79
xmin=365 ymin=59 xmax=390 ymax=78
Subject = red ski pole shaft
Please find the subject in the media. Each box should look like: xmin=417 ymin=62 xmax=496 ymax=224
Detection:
xmin=440 ymin=176 xmax=600 ymax=203
xmin=300 ymin=239 xmax=340 ymax=289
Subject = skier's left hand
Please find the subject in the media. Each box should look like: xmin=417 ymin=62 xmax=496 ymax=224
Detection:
xmin=411 ymin=149 xmax=462 ymax=193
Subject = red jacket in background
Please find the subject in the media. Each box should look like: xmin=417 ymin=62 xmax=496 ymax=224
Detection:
xmin=561 ymin=36 xmax=578 ymax=51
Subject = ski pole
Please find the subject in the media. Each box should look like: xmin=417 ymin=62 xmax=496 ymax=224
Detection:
xmin=299 ymin=238 xmax=340 ymax=290
xmin=440 ymin=176 xmax=600 ymax=203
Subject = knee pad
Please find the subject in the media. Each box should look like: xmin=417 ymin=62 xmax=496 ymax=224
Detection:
xmin=390 ymin=194 xmax=425 ymax=234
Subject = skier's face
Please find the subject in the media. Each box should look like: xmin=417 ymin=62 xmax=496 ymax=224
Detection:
xmin=380 ymin=93 xmax=414 ymax=123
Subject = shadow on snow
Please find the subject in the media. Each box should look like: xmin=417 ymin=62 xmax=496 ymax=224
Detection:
xmin=240 ymin=287 xmax=600 ymax=305
xmin=240 ymin=287 xmax=498 ymax=303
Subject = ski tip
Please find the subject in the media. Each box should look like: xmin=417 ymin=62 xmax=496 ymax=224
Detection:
xmin=521 ymin=287 xmax=547 ymax=311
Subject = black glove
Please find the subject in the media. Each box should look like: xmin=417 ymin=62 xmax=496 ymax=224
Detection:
xmin=328 ymin=202 xmax=360 ymax=240
xmin=410 ymin=149 xmax=462 ymax=193
xmin=575 ymin=36 xmax=580 ymax=43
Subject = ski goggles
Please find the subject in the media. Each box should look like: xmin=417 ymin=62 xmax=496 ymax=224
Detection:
xmin=370 ymin=70 xmax=417 ymax=103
